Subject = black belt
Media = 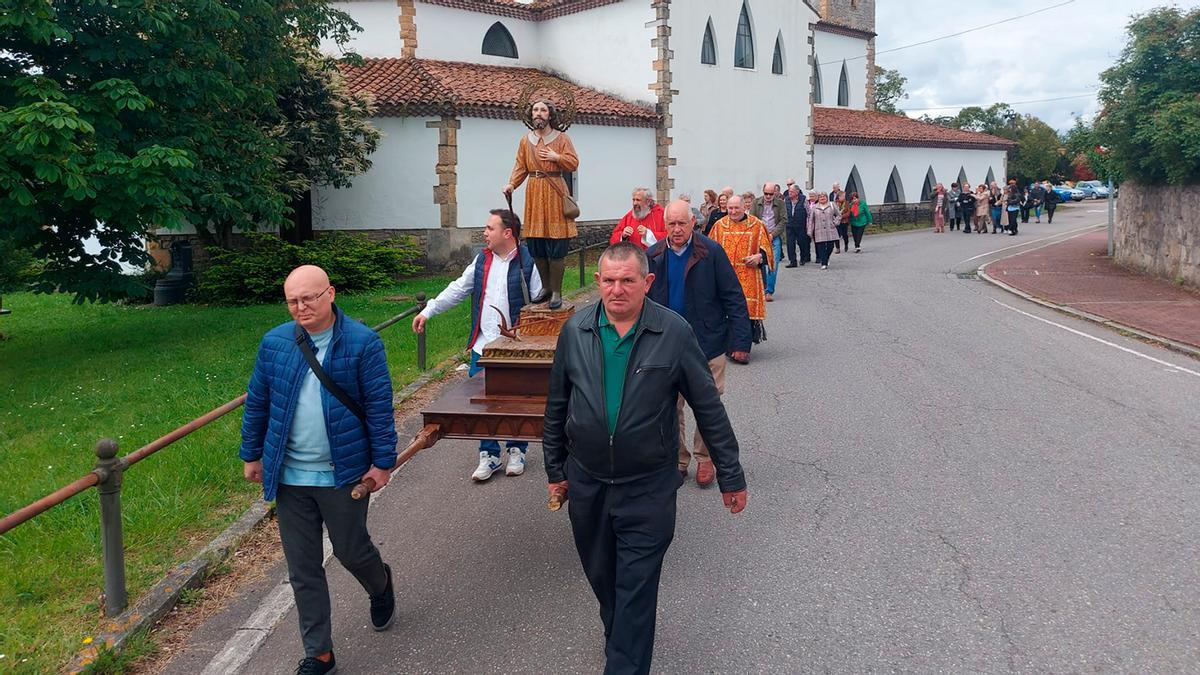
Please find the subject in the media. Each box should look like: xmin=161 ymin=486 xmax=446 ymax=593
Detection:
xmin=530 ymin=171 xmax=562 ymax=178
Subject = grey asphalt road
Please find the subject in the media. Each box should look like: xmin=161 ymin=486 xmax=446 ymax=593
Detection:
xmin=171 ymin=205 xmax=1200 ymax=674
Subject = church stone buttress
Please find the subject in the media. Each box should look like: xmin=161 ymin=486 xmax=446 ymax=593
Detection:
xmin=650 ymin=0 xmax=675 ymax=205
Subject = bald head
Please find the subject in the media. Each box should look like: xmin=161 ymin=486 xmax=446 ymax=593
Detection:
xmin=285 ymin=265 xmax=330 ymax=290
xmin=284 ymin=265 xmax=336 ymax=332
xmin=664 ymin=199 xmax=692 ymax=222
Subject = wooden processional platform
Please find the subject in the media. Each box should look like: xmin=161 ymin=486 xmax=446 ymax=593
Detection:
xmin=399 ymin=302 xmax=574 ymax=459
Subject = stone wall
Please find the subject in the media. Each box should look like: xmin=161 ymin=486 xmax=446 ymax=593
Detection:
xmin=1115 ymin=182 xmax=1200 ymax=288
xmin=872 ymin=202 xmax=932 ymax=226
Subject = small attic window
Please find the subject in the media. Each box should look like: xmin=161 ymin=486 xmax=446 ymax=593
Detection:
xmin=482 ymin=22 xmax=518 ymax=59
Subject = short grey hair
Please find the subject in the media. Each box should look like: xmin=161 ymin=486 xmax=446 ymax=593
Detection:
xmin=600 ymin=241 xmax=649 ymax=276
xmin=632 ymin=186 xmax=654 ymax=203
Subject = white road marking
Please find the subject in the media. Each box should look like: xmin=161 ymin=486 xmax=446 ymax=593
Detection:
xmin=990 ymin=298 xmax=1200 ymax=378
xmin=956 ymin=224 xmax=1102 ymax=265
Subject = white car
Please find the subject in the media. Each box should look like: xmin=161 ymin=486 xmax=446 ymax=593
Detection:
xmin=1076 ymin=180 xmax=1110 ymax=199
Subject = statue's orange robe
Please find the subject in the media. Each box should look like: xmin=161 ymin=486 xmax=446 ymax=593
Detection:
xmin=508 ymin=130 xmax=579 ymax=240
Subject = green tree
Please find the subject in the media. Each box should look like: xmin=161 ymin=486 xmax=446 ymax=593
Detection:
xmin=871 ymin=65 xmax=908 ymax=115
xmin=922 ymin=103 xmax=1060 ymax=184
xmin=0 ymin=0 xmax=373 ymax=302
xmin=1095 ymin=6 xmax=1200 ymax=185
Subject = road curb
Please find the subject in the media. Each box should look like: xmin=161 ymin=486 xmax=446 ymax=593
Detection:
xmin=977 ymin=263 xmax=1200 ymax=361
xmin=65 ymin=348 xmax=471 ymax=673
xmin=68 ymin=501 xmax=273 ymax=673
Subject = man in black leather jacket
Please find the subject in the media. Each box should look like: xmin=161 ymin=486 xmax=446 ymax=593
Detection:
xmin=543 ymin=242 xmax=747 ymax=675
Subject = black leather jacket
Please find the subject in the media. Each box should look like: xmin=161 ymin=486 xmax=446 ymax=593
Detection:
xmin=543 ymin=299 xmax=746 ymax=493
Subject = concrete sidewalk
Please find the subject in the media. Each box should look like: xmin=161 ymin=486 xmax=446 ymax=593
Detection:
xmin=982 ymin=229 xmax=1200 ymax=354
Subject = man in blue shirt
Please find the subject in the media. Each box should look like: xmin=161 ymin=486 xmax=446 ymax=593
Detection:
xmin=241 ymin=265 xmax=398 ymax=675
xmin=647 ymin=201 xmax=751 ymax=487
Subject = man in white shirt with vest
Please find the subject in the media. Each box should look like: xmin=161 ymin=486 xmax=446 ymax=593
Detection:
xmin=413 ymin=209 xmax=542 ymax=481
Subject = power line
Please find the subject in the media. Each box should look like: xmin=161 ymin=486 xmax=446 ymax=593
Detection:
xmin=818 ymin=0 xmax=1076 ymax=68
xmin=900 ymin=92 xmax=1098 ymax=113
xmin=872 ymin=0 xmax=1076 ymax=60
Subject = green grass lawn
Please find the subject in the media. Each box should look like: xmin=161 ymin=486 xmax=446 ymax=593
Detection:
xmin=0 ymin=261 xmax=597 ymax=673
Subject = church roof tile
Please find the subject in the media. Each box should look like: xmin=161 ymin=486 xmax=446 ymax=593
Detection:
xmin=813 ymin=107 xmax=1016 ymax=150
xmin=342 ymin=58 xmax=658 ymax=127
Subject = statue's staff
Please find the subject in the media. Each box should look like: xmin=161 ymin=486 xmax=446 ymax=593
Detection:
xmin=505 ymin=190 xmax=532 ymax=306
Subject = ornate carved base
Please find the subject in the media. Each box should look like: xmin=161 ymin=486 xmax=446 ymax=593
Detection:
xmin=516 ymin=301 xmax=575 ymax=336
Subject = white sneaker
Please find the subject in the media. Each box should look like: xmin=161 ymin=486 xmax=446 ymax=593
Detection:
xmin=505 ymin=448 xmax=526 ymax=476
xmin=471 ymin=452 xmax=504 ymax=481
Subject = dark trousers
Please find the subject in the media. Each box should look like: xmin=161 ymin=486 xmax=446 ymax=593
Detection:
xmin=835 ymin=223 xmax=849 ymax=250
xmin=815 ymin=240 xmax=836 ymax=265
xmin=1046 ymin=204 xmax=1057 ymax=223
xmin=1007 ymin=209 xmax=1019 ymax=234
xmin=851 ymin=224 xmax=866 ymax=248
xmin=1020 ymin=205 xmax=1030 ymax=223
xmin=567 ymin=460 xmax=680 ymax=675
xmin=786 ymin=226 xmax=810 ymax=264
xmin=277 ymin=484 xmax=389 ymax=657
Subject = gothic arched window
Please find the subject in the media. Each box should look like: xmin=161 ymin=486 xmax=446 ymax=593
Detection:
xmin=482 ymin=22 xmax=518 ymax=59
xmin=772 ymin=33 xmax=784 ymax=74
xmin=921 ymin=166 xmax=937 ymax=201
xmin=845 ymin=166 xmax=863 ymax=199
xmin=813 ymin=55 xmax=823 ymax=103
xmin=884 ymin=166 xmax=905 ymax=203
xmin=701 ymin=18 xmax=717 ymax=65
xmin=734 ymin=2 xmax=754 ymax=69
xmin=837 ymin=61 xmax=850 ymax=106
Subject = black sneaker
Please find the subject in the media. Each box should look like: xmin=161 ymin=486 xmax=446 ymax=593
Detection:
xmin=295 ymin=653 xmax=336 ymax=675
xmin=370 ymin=563 xmax=395 ymax=631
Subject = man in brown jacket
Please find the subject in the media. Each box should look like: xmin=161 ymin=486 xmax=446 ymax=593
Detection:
xmin=752 ymin=182 xmax=787 ymax=301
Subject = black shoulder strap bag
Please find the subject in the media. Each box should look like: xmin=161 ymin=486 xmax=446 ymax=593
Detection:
xmin=294 ymin=324 xmax=367 ymax=423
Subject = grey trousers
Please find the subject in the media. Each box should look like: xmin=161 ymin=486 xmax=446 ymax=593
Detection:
xmin=276 ymin=484 xmax=389 ymax=656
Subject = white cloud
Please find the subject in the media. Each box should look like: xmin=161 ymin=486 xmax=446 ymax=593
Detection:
xmin=875 ymin=0 xmax=1176 ymax=130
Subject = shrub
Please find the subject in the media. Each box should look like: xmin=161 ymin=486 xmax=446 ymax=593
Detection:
xmin=0 ymin=236 xmax=41 ymax=293
xmin=194 ymin=233 xmax=423 ymax=305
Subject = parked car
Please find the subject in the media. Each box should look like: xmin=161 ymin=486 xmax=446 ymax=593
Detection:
xmin=1050 ymin=185 xmax=1076 ymax=203
xmin=1055 ymin=184 xmax=1085 ymax=201
xmin=1076 ymin=180 xmax=1110 ymax=199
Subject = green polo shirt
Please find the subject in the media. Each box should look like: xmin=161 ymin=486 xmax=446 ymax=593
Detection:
xmin=598 ymin=307 xmax=640 ymax=436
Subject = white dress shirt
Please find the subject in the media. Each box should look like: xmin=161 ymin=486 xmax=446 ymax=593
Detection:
xmin=419 ymin=246 xmax=544 ymax=354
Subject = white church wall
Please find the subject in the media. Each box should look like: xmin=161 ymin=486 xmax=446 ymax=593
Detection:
xmin=813 ymin=30 xmax=867 ymax=110
xmin=313 ymin=117 xmax=441 ymax=231
xmin=813 ymin=144 xmax=1008 ymax=205
xmin=540 ymin=2 xmax=657 ymax=105
xmin=455 ymin=118 xmax=656 ymax=229
xmin=321 ymin=1 xmax=405 ymax=58
xmin=413 ymin=3 xmax=543 ymax=67
xmin=669 ymin=0 xmax=818 ymax=199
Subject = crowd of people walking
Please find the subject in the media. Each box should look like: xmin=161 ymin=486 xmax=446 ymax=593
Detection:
xmin=931 ymin=179 xmax=1062 ymax=236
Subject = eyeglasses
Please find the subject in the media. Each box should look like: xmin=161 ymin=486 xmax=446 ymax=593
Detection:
xmin=286 ymin=286 xmax=331 ymax=308
xmin=763 ymin=191 xmax=776 ymax=196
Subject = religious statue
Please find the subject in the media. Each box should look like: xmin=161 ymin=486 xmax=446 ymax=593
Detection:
xmin=502 ymin=97 xmax=579 ymax=310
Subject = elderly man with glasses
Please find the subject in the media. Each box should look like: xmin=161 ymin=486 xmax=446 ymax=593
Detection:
xmin=752 ymin=182 xmax=787 ymax=301
xmin=240 ymin=265 xmax=399 ymax=675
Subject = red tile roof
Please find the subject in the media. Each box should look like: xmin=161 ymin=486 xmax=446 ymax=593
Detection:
xmin=341 ymin=58 xmax=658 ymax=128
xmin=416 ymin=0 xmax=621 ymax=21
xmin=813 ymin=107 xmax=1016 ymax=150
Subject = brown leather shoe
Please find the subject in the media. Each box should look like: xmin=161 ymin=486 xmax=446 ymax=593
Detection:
xmin=696 ymin=460 xmax=715 ymax=487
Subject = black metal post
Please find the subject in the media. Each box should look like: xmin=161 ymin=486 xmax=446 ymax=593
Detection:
xmin=578 ymin=247 xmax=586 ymax=288
xmin=93 ymin=438 xmax=127 ymax=617
xmin=416 ymin=292 xmax=427 ymax=371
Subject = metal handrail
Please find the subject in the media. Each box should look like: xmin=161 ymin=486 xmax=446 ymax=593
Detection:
xmin=0 ymin=292 xmax=427 ymax=616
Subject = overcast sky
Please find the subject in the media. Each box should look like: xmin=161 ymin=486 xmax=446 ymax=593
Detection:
xmin=874 ymin=0 xmax=1187 ymax=131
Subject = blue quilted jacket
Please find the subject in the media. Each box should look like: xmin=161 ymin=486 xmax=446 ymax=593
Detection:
xmin=239 ymin=305 xmax=398 ymax=501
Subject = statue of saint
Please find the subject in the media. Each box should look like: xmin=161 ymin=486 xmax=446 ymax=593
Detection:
xmin=502 ymin=100 xmax=579 ymax=309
